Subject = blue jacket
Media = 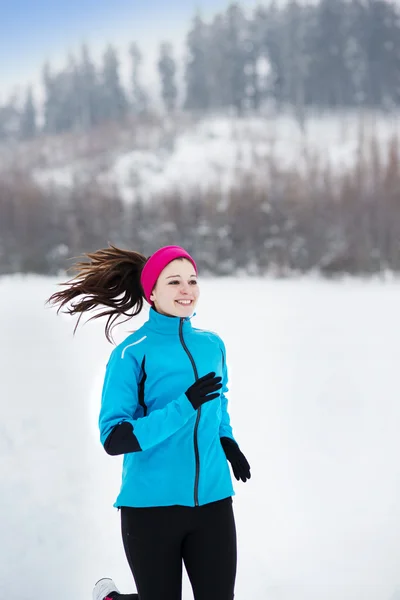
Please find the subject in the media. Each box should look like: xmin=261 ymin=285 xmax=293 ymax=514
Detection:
xmin=99 ymin=308 xmax=236 ymax=508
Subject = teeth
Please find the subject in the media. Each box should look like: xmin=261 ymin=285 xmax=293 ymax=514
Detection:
xmin=176 ymin=300 xmax=192 ymax=305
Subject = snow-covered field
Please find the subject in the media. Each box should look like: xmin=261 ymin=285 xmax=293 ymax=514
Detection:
xmin=1 ymin=274 xmax=400 ymax=600
xmin=31 ymin=111 xmax=400 ymax=201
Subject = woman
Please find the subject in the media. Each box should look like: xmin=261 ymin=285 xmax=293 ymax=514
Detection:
xmin=48 ymin=244 xmax=251 ymax=600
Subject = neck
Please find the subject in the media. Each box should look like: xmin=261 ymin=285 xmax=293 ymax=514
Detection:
xmin=145 ymin=306 xmax=193 ymax=334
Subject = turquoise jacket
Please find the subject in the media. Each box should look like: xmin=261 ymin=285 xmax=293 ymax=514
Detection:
xmin=99 ymin=308 xmax=236 ymax=508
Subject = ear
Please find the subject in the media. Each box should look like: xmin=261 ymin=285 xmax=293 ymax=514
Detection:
xmin=150 ymin=291 xmax=155 ymax=302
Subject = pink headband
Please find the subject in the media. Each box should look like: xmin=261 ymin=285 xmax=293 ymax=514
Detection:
xmin=140 ymin=245 xmax=198 ymax=304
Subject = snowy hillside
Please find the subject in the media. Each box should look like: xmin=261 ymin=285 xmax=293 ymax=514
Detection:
xmin=2 ymin=274 xmax=400 ymax=600
xmin=29 ymin=111 xmax=400 ymax=202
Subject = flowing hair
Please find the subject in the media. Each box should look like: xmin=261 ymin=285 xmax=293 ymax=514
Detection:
xmin=46 ymin=245 xmax=148 ymax=343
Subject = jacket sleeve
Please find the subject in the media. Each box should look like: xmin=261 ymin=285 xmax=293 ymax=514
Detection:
xmin=99 ymin=345 xmax=196 ymax=453
xmin=218 ymin=338 xmax=236 ymax=442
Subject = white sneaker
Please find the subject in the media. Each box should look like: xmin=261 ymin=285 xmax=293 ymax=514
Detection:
xmin=92 ymin=577 xmax=120 ymax=600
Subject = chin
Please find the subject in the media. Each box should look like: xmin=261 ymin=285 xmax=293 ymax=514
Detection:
xmin=173 ymin=303 xmax=196 ymax=316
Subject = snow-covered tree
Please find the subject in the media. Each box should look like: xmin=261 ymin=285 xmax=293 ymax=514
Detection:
xmin=129 ymin=42 xmax=148 ymax=114
xmin=158 ymin=42 xmax=178 ymax=113
xmin=20 ymin=87 xmax=37 ymax=139
xmin=359 ymin=0 xmax=400 ymax=108
xmin=205 ymin=4 xmax=248 ymax=113
xmin=100 ymin=45 xmax=128 ymax=122
xmin=76 ymin=44 xmax=101 ymax=129
xmin=42 ymin=59 xmax=77 ymax=133
xmin=305 ymin=0 xmax=354 ymax=108
xmin=184 ymin=14 xmax=210 ymax=111
xmin=0 ymin=95 xmax=20 ymax=140
xmin=224 ymin=2 xmax=248 ymax=114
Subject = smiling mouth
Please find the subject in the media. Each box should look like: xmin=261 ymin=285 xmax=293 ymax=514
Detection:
xmin=175 ymin=300 xmax=193 ymax=305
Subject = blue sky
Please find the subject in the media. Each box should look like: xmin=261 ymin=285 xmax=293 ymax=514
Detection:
xmin=0 ymin=0 xmax=258 ymax=101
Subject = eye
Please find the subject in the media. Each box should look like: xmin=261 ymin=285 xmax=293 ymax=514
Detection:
xmin=168 ymin=280 xmax=180 ymax=285
xmin=189 ymin=280 xmax=198 ymax=285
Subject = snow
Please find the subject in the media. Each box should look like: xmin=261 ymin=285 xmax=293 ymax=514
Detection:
xmin=33 ymin=164 xmax=77 ymax=188
xmin=31 ymin=111 xmax=400 ymax=202
xmin=1 ymin=274 xmax=400 ymax=599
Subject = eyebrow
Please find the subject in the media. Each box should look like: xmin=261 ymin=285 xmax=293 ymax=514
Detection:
xmin=166 ymin=274 xmax=197 ymax=279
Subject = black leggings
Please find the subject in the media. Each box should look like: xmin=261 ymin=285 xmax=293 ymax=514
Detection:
xmin=111 ymin=497 xmax=236 ymax=600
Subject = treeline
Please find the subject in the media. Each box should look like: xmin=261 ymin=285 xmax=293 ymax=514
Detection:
xmin=1 ymin=132 xmax=400 ymax=276
xmin=2 ymin=0 xmax=400 ymax=140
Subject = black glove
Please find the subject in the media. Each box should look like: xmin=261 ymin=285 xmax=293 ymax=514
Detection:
xmin=220 ymin=436 xmax=251 ymax=482
xmin=185 ymin=372 xmax=222 ymax=410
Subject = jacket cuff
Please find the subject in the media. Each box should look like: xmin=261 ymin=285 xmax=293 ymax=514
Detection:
xmin=177 ymin=392 xmax=197 ymax=417
xmin=220 ymin=436 xmax=239 ymax=450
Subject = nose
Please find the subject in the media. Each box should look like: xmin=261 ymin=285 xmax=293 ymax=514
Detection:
xmin=179 ymin=282 xmax=191 ymax=295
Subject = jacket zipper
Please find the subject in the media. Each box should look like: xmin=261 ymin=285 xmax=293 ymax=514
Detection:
xmin=179 ymin=317 xmax=201 ymax=507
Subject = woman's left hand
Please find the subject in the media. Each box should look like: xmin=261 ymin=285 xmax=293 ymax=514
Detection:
xmin=220 ymin=437 xmax=251 ymax=482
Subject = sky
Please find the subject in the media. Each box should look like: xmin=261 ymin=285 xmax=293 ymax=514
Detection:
xmin=0 ymin=0 xmax=259 ymax=103
xmin=2 ymin=274 xmax=400 ymax=600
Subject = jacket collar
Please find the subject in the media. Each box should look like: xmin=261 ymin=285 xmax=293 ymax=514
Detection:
xmin=144 ymin=307 xmax=194 ymax=335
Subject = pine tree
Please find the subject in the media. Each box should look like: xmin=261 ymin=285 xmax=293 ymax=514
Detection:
xmin=245 ymin=6 xmax=274 ymax=111
xmin=208 ymin=14 xmax=231 ymax=109
xmin=42 ymin=62 xmax=57 ymax=133
xmin=158 ymin=42 xmax=178 ymax=113
xmin=129 ymin=42 xmax=148 ymax=114
xmin=224 ymin=2 xmax=248 ymax=114
xmin=184 ymin=14 xmax=210 ymax=111
xmin=207 ymin=4 xmax=248 ymax=113
xmin=281 ymin=0 xmax=312 ymax=124
xmin=42 ymin=58 xmax=77 ymax=134
xmin=76 ymin=44 xmax=101 ymax=129
xmin=62 ymin=54 xmax=81 ymax=131
xmin=100 ymin=45 xmax=128 ymax=122
xmin=305 ymin=0 xmax=354 ymax=108
xmin=246 ymin=7 xmax=268 ymax=111
xmin=361 ymin=0 xmax=400 ymax=108
xmin=0 ymin=95 xmax=20 ymax=140
xmin=263 ymin=1 xmax=286 ymax=108
xmin=20 ymin=86 xmax=37 ymax=139
xmin=345 ymin=0 xmax=368 ymax=106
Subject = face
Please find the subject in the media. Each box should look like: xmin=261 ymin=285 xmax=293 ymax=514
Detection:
xmin=150 ymin=259 xmax=200 ymax=318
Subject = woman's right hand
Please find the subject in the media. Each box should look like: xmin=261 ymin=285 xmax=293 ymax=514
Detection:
xmin=185 ymin=372 xmax=222 ymax=410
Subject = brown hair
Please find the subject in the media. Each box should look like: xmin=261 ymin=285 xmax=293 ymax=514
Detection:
xmin=46 ymin=245 xmax=147 ymax=343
